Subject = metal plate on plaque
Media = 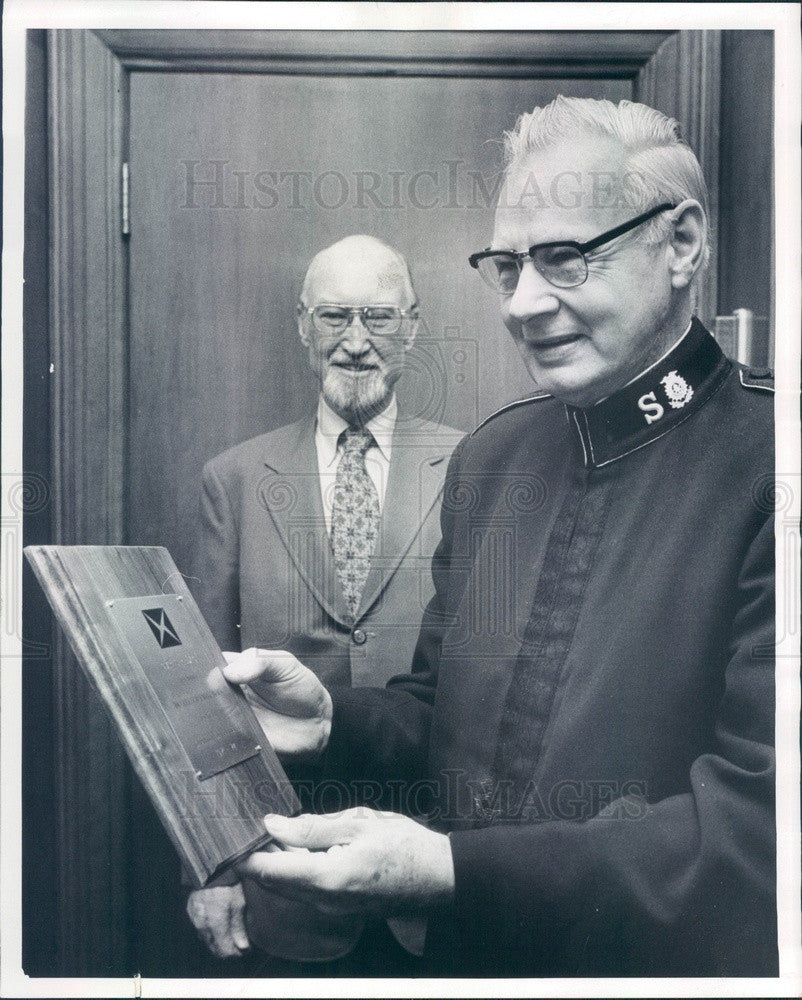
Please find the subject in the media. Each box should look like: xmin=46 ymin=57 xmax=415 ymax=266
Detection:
xmin=107 ymin=594 xmax=261 ymax=780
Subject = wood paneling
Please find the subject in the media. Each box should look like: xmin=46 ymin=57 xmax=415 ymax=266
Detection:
xmin=717 ymin=30 xmax=774 ymax=365
xmin=46 ymin=29 xmax=130 ymax=975
xmin=637 ymin=31 xmax=721 ymax=328
xmin=97 ymin=29 xmax=673 ymax=76
xmin=22 ymin=29 xmax=57 ymax=975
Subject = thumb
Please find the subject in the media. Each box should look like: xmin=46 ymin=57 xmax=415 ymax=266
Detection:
xmin=229 ymin=895 xmax=250 ymax=951
xmin=263 ymin=811 xmax=364 ymax=850
xmin=221 ymin=648 xmax=301 ymax=686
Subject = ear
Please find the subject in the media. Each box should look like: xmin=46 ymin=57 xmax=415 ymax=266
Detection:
xmin=666 ymin=199 xmax=707 ymax=289
xmin=403 ymin=315 xmax=419 ymax=351
xmin=296 ymin=304 xmax=310 ymax=347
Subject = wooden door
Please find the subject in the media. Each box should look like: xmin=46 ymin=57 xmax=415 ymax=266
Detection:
xmin=126 ymin=69 xmax=636 ymax=585
xmin=41 ymin=28 xmax=723 ymax=975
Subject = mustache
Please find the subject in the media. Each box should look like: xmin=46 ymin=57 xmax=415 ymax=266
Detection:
xmin=324 ymin=366 xmax=387 ymax=388
xmin=327 ymin=353 xmax=382 ymax=370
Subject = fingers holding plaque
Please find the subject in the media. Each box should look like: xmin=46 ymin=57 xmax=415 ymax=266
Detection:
xmin=238 ymin=809 xmax=456 ymax=918
xmin=223 ymin=647 xmax=333 ymax=760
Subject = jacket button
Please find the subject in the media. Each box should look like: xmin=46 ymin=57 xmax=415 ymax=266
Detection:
xmin=351 ymin=627 xmax=367 ymax=645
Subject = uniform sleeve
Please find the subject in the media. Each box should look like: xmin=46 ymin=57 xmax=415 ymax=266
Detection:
xmin=447 ymin=513 xmax=777 ymax=976
xmin=194 ymin=460 xmax=242 ymax=653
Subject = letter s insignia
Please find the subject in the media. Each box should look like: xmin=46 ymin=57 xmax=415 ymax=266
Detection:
xmin=638 ymin=391 xmax=665 ymax=425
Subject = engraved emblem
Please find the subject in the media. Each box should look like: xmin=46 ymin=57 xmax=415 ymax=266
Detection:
xmin=142 ymin=607 xmax=181 ymax=648
xmin=660 ymin=370 xmax=694 ymax=409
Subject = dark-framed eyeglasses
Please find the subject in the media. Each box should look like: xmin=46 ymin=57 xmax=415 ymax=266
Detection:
xmin=298 ymin=303 xmax=419 ymax=337
xmin=468 ymin=203 xmax=676 ymax=294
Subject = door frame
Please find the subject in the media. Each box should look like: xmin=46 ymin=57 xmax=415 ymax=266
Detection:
xmin=44 ymin=27 xmax=720 ymax=973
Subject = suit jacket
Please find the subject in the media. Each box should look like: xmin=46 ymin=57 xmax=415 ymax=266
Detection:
xmin=195 ymin=412 xmax=462 ymax=687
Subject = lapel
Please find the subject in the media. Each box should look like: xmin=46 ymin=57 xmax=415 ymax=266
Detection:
xmin=257 ymin=417 xmax=351 ymax=626
xmin=357 ymin=426 xmax=451 ymax=617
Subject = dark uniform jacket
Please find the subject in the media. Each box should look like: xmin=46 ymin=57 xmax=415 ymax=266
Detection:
xmin=324 ymin=319 xmax=777 ymax=976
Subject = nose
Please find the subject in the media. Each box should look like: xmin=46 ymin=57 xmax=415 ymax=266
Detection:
xmin=507 ymin=260 xmax=561 ymax=322
xmin=339 ymin=313 xmax=373 ymax=354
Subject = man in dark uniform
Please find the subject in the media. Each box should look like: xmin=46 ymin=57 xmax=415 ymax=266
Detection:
xmin=223 ymin=97 xmax=777 ymax=976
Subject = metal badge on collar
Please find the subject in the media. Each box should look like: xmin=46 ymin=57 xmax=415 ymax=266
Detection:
xmin=660 ymin=370 xmax=694 ymax=409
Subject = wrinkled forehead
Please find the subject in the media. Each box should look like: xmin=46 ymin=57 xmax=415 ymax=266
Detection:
xmin=493 ymin=137 xmax=634 ymax=246
xmin=306 ymin=252 xmax=413 ymax=305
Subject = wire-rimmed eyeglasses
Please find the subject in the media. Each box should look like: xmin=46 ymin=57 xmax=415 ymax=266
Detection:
xmin=468 ymin=203 xmax=676 ymax=294
xmin=298 ymin=303 xmax=419 ymax=337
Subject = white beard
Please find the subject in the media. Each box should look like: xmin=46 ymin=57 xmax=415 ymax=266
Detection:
xmin=322 ymin=367 xmax=392 ymax=424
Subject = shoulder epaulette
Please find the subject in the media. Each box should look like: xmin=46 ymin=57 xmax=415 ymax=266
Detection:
xmin=739 ymin=368 xmax=775 ymax=393
xmin=469 ymin=392 xmax=552 ymax=438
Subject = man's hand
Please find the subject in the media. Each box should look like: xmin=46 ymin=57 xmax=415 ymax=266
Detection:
xmin=222 ymin=648 xmax=332 ymax=760
xmin=186 ymin=883 xmax=250 ymax=959
xmin=236 ymin=809 xmax=455 ymax=918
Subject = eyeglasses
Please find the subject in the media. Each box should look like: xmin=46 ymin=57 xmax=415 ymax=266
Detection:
xmin=468 ymin=203 xmax=676 ymax=294
xmin=298 ymin=303 xmax=419 ymax=337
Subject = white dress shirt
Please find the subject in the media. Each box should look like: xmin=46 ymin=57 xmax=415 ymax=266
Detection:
xmin=314 ymin=395 xmax=396 ymax=535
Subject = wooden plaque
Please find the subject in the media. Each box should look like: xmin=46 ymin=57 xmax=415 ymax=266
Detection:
xmin=25 ymin=545 xmax=300 ymax=888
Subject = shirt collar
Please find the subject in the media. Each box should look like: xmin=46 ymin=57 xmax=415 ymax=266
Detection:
xmin=565 ymin=317 xmax=730 ymax=469
xmin=316 ymin=394 xmax=397 ymax=468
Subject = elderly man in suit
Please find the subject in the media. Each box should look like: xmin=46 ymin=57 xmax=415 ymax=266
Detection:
xmin=187 ymin=234 xmax=460 ymax=959
xmin=195 ymin=234 xmax=461 ymax=687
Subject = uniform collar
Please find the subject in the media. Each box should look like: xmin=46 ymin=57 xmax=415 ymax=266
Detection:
xmin=565 ymin=317 xmax=730 ymax=469
xmin=316 ymin=394 xmax=397 ymax=468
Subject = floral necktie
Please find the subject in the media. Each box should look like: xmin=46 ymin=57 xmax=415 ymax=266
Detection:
xmin=331 ymin=428 xmax=380 ymax=617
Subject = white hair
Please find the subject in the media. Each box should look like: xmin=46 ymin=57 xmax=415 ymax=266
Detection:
xmin=300 ymin=234 xmax=417 ymax=304
xmin=504 ymin=96 xmax=710 ymax=266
